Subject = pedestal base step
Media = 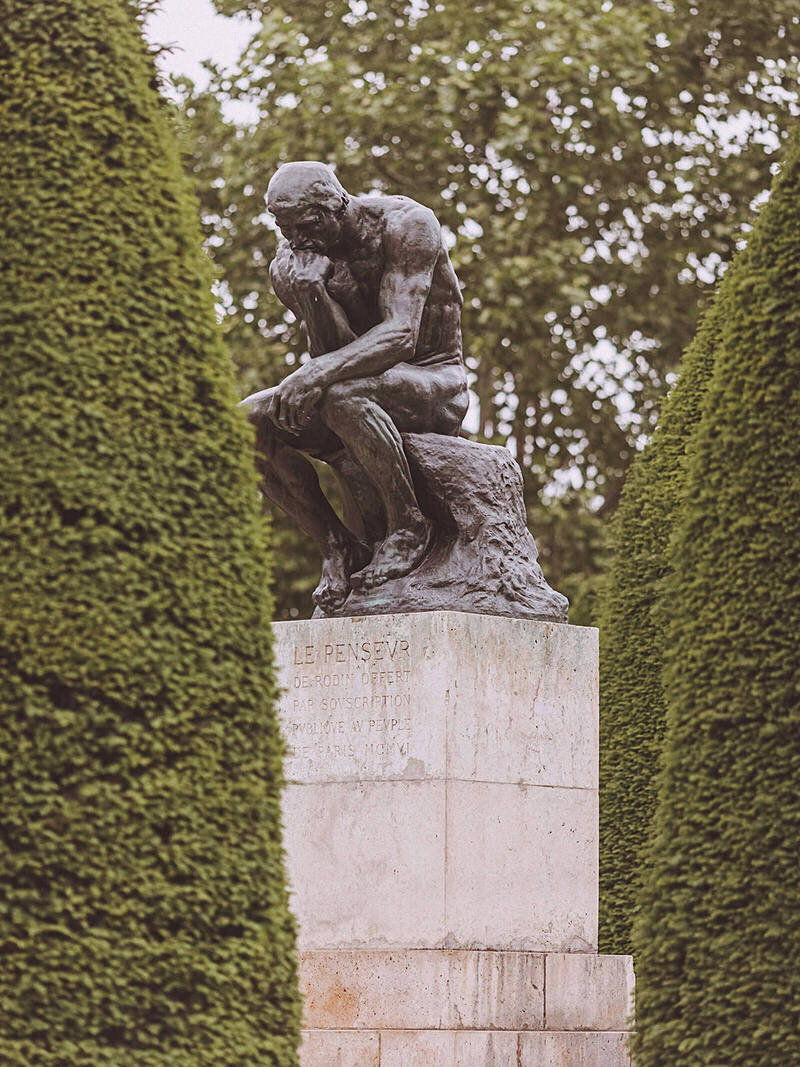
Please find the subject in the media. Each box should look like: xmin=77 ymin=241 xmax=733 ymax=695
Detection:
xmin=299 ymin=949 xmax=633 ymax=1065
xmin=301 ymin=1029 xmax=632 ymax=1066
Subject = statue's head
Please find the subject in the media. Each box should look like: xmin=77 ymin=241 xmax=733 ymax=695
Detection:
xmin=266 ymin=161 xmax=350 ymax=253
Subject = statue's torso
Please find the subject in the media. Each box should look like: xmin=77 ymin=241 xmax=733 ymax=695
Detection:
xmin=322 ymin=196 xmax=463 ymax=367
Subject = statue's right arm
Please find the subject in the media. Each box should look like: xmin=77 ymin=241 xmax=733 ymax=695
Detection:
xmin=270 ymin=243 xmax=356 ymax=357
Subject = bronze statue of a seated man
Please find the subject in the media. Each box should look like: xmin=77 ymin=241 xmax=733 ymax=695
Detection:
xmin=242 ymin=161 xmax=469 ymax=613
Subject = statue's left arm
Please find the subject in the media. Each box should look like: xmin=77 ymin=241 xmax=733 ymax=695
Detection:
xmin=268 ymin=205 xmax=440 ymax=433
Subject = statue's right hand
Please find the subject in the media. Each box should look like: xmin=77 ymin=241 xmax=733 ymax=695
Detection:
xmin=287 ymin=250 xmax=333 ymax=289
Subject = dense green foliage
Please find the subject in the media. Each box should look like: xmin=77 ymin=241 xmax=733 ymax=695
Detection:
xmin=171 ymin=0 xmax=799 ymax=617
xmin=632 ymin=130 xmax=800 ymax=1063
xmin=0 ymin=2 xmax=300 ymax=1062
xmin=598 ymin=303 xmax=720 ymax=955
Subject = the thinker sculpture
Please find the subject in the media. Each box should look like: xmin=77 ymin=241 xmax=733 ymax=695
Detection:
xmin=242 ymin=161 xmax=567 ymax=623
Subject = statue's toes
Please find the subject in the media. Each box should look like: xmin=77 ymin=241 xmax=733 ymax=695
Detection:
xmin=351 ymin=562 xmax=389 ymax=592
xmin=311 ymin=586 xmax=329 ymax=612
xmin=312 ymin=578 xmax=348 ymax=613
xmin=348 ymin=567 xmax=368 ymax=592
xmin=349 ymin=562 xmax=381 ymax=591
xmin=350 ymin=525 xmax=433 ymax=592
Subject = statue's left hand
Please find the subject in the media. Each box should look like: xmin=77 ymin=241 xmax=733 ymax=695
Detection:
xmin=264 ymin=366 xmax=324 ymax=435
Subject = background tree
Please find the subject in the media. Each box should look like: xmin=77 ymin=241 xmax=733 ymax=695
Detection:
xmin=175 ymin=0 xmax=798 ymax=619
xmin=0 ymin=1 xmax=300 ymax=1062
xmin=632 ymin=129 xmax=800 ymax=1063
xmin=597 ymin=301 xmax=720 ymax=955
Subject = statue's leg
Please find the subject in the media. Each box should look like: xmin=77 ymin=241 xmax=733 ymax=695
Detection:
xmin=249 ymin=411 xmax=369 ymax=612
xmin=327 ymin=451 xmax=386 ymax=547
xmin=319 ymin=388 xmax=432 ymax=589
xmin=319 ymin=361 xmax=468 ymax=589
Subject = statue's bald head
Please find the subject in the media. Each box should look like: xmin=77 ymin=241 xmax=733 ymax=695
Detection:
xmin=266 ymin=161 xmax=349 ymax=215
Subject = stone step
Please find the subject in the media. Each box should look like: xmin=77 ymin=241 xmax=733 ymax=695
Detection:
xmin=300 ymin=1028 xmax=632 ymax=1066
xmin=300 ymin=949 xmax=634 ymax=1033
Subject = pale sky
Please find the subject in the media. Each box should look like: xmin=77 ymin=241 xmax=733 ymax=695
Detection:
xmin=144 ymin=0 xmax=255 ymax=88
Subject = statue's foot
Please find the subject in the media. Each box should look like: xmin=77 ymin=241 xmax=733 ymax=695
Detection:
xmin=351 ymin=516 xmax=433 ymax=591
xmin=313 ymin=537 xmax=372 ymax=614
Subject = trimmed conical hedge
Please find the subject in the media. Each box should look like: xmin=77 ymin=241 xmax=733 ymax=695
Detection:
xmin=632 ymin=130 xmax=800 ymax=1063
xmin=0 ymin=2 xmax=301 ymax=1063
xmin=598 ymin=305 xmax=720 ymax=955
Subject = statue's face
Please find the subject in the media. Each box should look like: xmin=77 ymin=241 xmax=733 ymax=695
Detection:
xmin=271 ymin=200 xmax=343 ymax=254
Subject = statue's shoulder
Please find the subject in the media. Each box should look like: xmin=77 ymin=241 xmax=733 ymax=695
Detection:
xmin=362 ymin=194 xmax=438 ymax=226
xmin=364 ymin=195 xmax=440 ymax=253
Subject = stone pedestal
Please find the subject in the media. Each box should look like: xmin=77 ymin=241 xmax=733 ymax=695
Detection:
xmin=273 ymin=612 xmax=634 ymax=1066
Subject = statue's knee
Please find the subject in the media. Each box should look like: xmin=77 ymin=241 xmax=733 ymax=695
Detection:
xmin=447 ymin=380 xmax=470 ymax=429
xmin=320 ymin=380 xmax=366 ymax=428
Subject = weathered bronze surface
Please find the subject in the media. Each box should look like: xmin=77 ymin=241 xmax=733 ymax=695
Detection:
xmin=241 ymin=161 xmax=566 ymax=622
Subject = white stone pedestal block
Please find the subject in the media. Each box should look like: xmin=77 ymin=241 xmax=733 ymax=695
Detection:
xmin=272 ymin=612 xmax=634 ymax=1066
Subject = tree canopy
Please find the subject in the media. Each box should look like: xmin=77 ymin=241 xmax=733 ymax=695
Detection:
xmin=176 ymin=0 xmax=799 ymax=618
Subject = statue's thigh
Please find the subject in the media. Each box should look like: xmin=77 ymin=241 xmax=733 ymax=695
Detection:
xmin=254 ymin=409 xmax=342 ymax=458
xmin=369 ymin=363 xmax=467 ymax=433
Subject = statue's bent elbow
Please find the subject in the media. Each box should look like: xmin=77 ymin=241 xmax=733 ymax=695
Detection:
xmin=384 ymin=321 xmax=416 ymax=360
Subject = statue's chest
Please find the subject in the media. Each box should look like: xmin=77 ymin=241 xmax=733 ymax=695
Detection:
xmin=326 ymin=251 xmax=384 ymax=330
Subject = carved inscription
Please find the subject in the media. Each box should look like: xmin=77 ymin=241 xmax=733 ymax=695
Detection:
xmin=281 ymin=635 xmax=419 ymax=779
xmin=292 ymin=637 xmax=410 ymax=665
